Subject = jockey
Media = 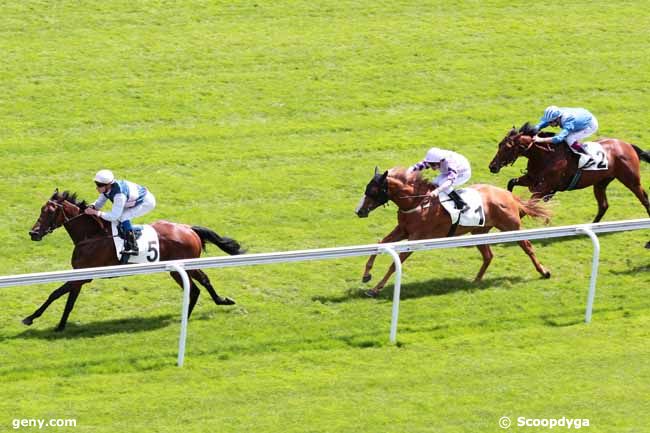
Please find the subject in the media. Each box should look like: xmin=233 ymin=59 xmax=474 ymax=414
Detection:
xmin=84 ymin=169 xmax=156 ymax=255
xmin=532 ymin=105 xmax=599 ymax=155
xmin=407 ymin=147 xmax=472 ymax=212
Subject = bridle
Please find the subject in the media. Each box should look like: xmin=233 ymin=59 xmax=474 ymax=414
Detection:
xmin=41 ymin=200 xmax=85 ymax=233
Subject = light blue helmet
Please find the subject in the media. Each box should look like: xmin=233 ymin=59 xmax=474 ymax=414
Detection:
xmin=542 ymin=105 xmax=562 ymax=123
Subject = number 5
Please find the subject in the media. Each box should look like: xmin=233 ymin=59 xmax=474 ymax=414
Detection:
xmin=147 ymin=240 xmax=159 ymax=262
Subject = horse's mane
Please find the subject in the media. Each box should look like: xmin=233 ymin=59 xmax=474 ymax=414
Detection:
xmin=388 ymin=167 xmax=433 ymax=191
xmin=519 ymin=121 xmax=555 ymax=138
xmin=51 ymin=190 xmax=88 ymax=210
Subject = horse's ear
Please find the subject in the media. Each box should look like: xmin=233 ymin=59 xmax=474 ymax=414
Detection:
xmin=381 ymin=170 xmax=388 ymax=179
xmin=374 ymin=166 xmax=379 ymax=176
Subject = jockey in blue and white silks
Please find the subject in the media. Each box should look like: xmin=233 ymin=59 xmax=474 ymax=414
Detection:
xmin=84 ymin=169 xmax=156 ymax=255
xmin=533 ymin=106 xmax=599 ymax=155
xmin=407 ymin=147 xmax=472 ymax=212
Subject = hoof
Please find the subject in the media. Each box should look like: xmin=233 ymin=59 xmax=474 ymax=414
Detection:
xmin=54 ymin=325 xmax=66 ymax=332
xmin=645 ymin=241 xmax=650 ymax=249
xmin=22 ymin=317 xmax=33 ymax=326
xmin=543 ymin=270 xmax=551 ymax=279
xmin=217 ymin=297 xmax=236 ymax=306
xmin=365 ymin=290 xmax=379 ymax=298
xmin=362 ymin=274 xmax=372 ymax=283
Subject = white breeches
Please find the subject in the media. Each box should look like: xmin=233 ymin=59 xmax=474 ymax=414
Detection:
xmin=434 ymin=169 xmax=471 ymax=194
xmin=119 ymin=192 xmax=156 ymax=222
xmin=566 ymin=117 xmax=599 ymax=145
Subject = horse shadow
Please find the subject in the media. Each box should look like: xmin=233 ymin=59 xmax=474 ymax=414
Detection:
xmin=312 ymin=275 xmax=526 ymax=304
xmin=9 ymin=314 xmax=176 ymax=340
xmin=607 ymin=264 xmax=650 ymax=275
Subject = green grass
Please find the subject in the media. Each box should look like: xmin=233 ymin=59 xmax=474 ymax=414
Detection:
xmin=1 ymin=1 xmax=650 ymax=432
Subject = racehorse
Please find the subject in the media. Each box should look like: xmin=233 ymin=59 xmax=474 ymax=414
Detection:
xmin=25 ymin=189 xmax=245 ymax=331
xmin=489 ymin=123 xmax=650 ymax=226
xmin=355 ymin=168 xmax=551 ymax=297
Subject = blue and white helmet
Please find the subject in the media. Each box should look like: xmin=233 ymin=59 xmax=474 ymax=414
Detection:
xmin=542 ymin=105 xmax=562 ymax=123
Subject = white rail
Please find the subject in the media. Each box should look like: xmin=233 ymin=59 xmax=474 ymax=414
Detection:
xmin=2 ymin=218 xmax=649 ymax=366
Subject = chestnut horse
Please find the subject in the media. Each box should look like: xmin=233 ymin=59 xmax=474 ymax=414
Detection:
xmin=489 ymin=123 xmax=650 ymax=226
xmin=355 ymin=168 xmax=551 ymax=297
xmin=25 ymin=190 xmax=245 ymax=331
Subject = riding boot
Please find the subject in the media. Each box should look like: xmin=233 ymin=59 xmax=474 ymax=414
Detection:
xmin=570 ymin=141 xmax=589 ymax=155
xmin=122 ymin=230 xmax=139 ymax=255
xmin=448 ymin=190 xmax=469 ymax=213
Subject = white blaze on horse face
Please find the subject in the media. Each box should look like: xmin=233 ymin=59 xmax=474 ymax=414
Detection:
xmin=355 ymin=195 xmax=367 ymax=213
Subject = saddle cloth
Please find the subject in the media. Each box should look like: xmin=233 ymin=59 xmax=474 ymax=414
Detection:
xmin=111 ymin=222 xmax=160 ymax=264
xmin=439 ymin=188 xmax=485 ymax=227
xmin=572 ymin=141 xmax=608 ymax=171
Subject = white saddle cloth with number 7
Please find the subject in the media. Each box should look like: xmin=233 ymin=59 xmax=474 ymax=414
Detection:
xmin=111 ymin=222 xmax=160 ymax=263
xmin=439 ymin=188 xmax=485 ymax=227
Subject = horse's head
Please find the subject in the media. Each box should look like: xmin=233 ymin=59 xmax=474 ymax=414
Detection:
xmin=355 ymin=167 xmax=389 ymax=218
xmin=29 ymin=189 xmax=84 ymax=241
xmin=489 ymin=123 xmax=537 ymax=173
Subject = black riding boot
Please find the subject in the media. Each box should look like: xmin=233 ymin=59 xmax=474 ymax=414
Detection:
xmin=570 ymin=141 xmax=589 ymax=155
xmin=448 ymin=190 xmax=469 ymax=212
xmin=123 ymin=230 xmax=139 ymax=255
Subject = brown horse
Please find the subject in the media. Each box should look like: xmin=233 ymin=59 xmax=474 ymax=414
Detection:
xmin=355 ymin=168 xmax=551 ymax=296
xmin=489 ymin=123 xmax=650 ymax=226
xmin=25 ymin=190 xmax=245 ymax=331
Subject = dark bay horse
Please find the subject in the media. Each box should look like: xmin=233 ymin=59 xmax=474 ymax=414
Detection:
xmin=25 ymin=190 xmax=245 ymax=331
xmin=489 ymin=123 xmax=650 ymax=226
xmin=355 ymin=168 xmax=551 ymax=297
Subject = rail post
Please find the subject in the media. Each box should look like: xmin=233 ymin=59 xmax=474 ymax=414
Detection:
xmin=167 ymin=263 xmax=191 ymax=367
xmin=577 ymin=226 xmax=600 ymax=323
xmin=381 ymin=246 xmax=403 ymax=343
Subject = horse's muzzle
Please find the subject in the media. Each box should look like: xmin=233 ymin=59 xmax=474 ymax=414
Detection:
xmin=29 ymin=230 xmax=43 ymax=241
xmin=489 ymin=164 xmax=501 ymax=174
xmin=356 ymin=209 xmax=369 ymax=218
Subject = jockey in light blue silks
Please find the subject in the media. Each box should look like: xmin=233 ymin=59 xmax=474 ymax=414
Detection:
xmin=84 ymin=169 xmax=156 ymax=255
xmin=407 ymin=147 xmax=472 ymax=212
xmin=532 ymin=105 xmax=599 ymax=155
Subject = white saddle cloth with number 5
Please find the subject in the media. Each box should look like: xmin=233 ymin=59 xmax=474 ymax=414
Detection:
xmin=439 ymin=188 xmax=485 ymax=227
xmin=111 ymin=222 xmax=160 ymax=263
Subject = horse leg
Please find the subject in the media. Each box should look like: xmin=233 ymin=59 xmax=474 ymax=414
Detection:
xmin=367 ymin=251 xmax=413 ymax=297
xmin=493 ymin=215 xmax=550 ymax=279
xmin=517 ymin=240 xmax=551 ymax=278
xmin=362 ymin=225 xmax=407 ymax=283
xmin=22 ymin=280 xmax=88 ymax=327
xmin=474 ymin=245 xmax=493 ymax=282
xmin=170 ymin=272 xmax=201 ymax=318
xmin=616 ymin=168 xmax=650 ymax=217
xmin=508 ymin=174 xmax=533 ymax=192
xmin=592 ymin=178 xmax=614 ymax=223
xmin=55 ymin=283 xmax=84 ymax=332
xmin=190 ymin=269 xmax=235 ymax=306
xmin=468 ymin=226 xmax=494 ymax=281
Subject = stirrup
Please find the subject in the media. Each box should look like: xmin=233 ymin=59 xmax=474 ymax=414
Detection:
xmin=122 ymin=246 xmax=139 ymax=255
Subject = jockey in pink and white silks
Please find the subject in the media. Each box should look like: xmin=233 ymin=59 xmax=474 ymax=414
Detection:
xmin=532 ymin=105 xmax=599 ymax=155
xmin=408 ymin=147 xmax=472 ymax=212
xmin=84 ymin=169 xmax=156 ymax=255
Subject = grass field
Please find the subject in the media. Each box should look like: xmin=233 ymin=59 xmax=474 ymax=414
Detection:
xmin=1 ymin=1 xmax=649 ymax=432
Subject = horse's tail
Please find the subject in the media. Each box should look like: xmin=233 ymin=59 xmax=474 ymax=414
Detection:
xmin=632 ymin=144 xmax=650 ymax=163
xmin=515 ymin=196 xmax=552 ymax=224
xmin=191 ymin=226 xmax=246 ymax=255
